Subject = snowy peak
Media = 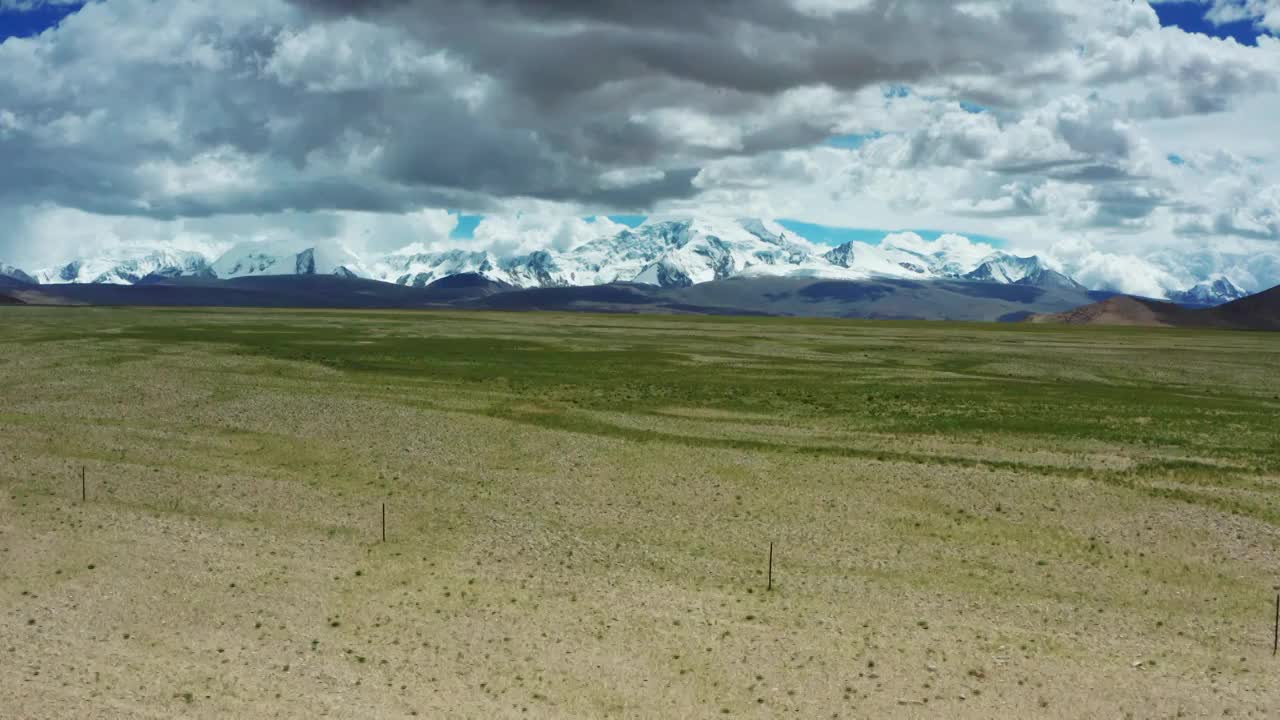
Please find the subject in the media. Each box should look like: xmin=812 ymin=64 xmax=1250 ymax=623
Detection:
xmin=213 ymin=241 xmax=367 ymax=280
xmin=822 ymin=242 xmax=858 ymax=269
xmin=35 ymin=249 xmax=213 ymax=285
xmin=296 ymin=248 xmax=318 ymax=275
xmin=472 ymin=217 xmax=782 ymax=289
xmin=1166 ymin=277 xmax=1248 ymax=306
xmin=373 ymin=249 xmax=501 ymax=287
xmin=633 ymin=257 xmax=698 ymax=287
xmin=964 ymin=253 xmax=1047 ymax=284
xmin=500 ymin=250 xmax=566 ymax=288
xmin=963 ymin=253 xmax=1084 ymax=290
xmin=565 ymin=217 xmax=826 ymax=288
xmin=1015 ymin=266 xmax=1086 ymax=291
xmin=823 ymin=233 xmax=1004 ymax=282
xmin=212 ymin=250 xmax=287 ymax=278
xmin=0 ymin=263 xmax=36 ymax=284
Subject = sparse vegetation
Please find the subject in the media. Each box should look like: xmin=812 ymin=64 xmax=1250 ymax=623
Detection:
xmin=1 ymin=306 xmax=1278 ymax=718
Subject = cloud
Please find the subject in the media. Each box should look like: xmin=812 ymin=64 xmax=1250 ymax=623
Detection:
xmin=1 ymin=0 xmax=1272 ymax=217
xmin=1197 ymin=0 xmax=1280 ymax=32
xmin=1175 ymin=178 xmax=1280 ymax=240
xmin=0 ymin=0 xmax=81 ymax=10
xmin=287 ymin=0 xmax=1077 ymax=98
xmin=468 ymin=214 xmax=627 ymax=257
xmin=0 ymin=0 xmax=1278 ymax=294
xmin=1084 ymin=23 xmax=1280 ymax=117
xmin=264 ymin=17 xmax=453 ymax=92
xmin=330 ymin=208 xmax=459 ymax=254
xmin=1046 ymin=238 xmax=1185 ymax=297
xmin=4 ymin=0 xmax=1100 ymax=217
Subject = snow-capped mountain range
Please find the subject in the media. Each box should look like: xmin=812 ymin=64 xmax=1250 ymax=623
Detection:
xmin=1164 ymin=277 xmax=1249 ymax=306
xmin=27 ymin=249 xmax=214 ymax=285
xmin=0 ymin=217 xmax=1250 ymax=305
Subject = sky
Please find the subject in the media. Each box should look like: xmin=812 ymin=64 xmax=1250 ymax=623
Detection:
xmin=1 ymin=0 xmax=1279 ymax=295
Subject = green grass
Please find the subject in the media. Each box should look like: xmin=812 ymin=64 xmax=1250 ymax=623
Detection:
xmin=1 ymin=305 xmax=1279 ymax=718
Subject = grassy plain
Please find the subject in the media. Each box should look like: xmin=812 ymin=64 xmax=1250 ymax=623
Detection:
xmin=2 ymin=306 xmax=1279 ymax=718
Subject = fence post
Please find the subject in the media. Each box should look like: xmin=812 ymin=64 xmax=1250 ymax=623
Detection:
xmin=767 ymin=542 xmax=774 ymax=592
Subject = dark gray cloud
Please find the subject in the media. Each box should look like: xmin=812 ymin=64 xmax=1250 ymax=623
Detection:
xmin=267 ymin=0 xmax=1091 ymax=213
xmin=993 ymin=160 xmax=1141 ymax=183
xmin=289 ymin=0 xmax=1072 ymax=101
xmin=0 ymin=0 xmax=1090 ymax=219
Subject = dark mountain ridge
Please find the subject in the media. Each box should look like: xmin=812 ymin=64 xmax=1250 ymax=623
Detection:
xmin=0 ymin=273 xmax=1123 ymax=322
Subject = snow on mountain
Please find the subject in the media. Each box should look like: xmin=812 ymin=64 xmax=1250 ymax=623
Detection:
xmin=212 ymin=240 xmax=368 ymax=280
xmin=1 ymin=263 xmax=36 ymax=284
xmin=964 ymin=253 xmax=1046 ymax=283
xmin=822 ymin=232 xmax=990 ymax=280
xmin=824 ymin=241 xmax=931 ymax=279
xmin=548 ymin=217 xmax=841 ymax=288
xmin=372 ymin=249 xmax=502 ymax=287
xmin=1016 ymin=267 xmax=1087 ymax=291
xmin=34 ymin=248 xmax=213 ymax=284
xmin=369 ymin=217 xmax=856 ymax=289
xmin=19 ymin=218 xmax=1099 ymax=293
xmin=963 ymin=253 xmax=1086 ymax=290
xmin=499 ymin=251 xmax=568 ymax=288
xmin=1166 ymin=276 xmax=1248 ymax=306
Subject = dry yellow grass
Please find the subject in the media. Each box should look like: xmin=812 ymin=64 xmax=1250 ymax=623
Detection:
xmin=2 ymin=306 xmax=1279 ymax=718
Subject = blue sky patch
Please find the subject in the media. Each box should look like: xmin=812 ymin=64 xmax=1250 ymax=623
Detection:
xmin=1168 ymin=153 xmax=1187 ymax=166
xmin=606 ymin=215 xmax=646 ymax=228
xmin=0 ymin=1 xmax=84 ymax=41
xmin=449 ymin=213 xmax=483 ymax=239
xmin=1154 ymin=1 xmax=1268 ymax=45
xmin=825 ymin=132 xmax=883 ymax=150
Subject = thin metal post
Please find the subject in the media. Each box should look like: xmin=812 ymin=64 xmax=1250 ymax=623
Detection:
xmin=767 ymin=542 xmax=773 ymax=592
